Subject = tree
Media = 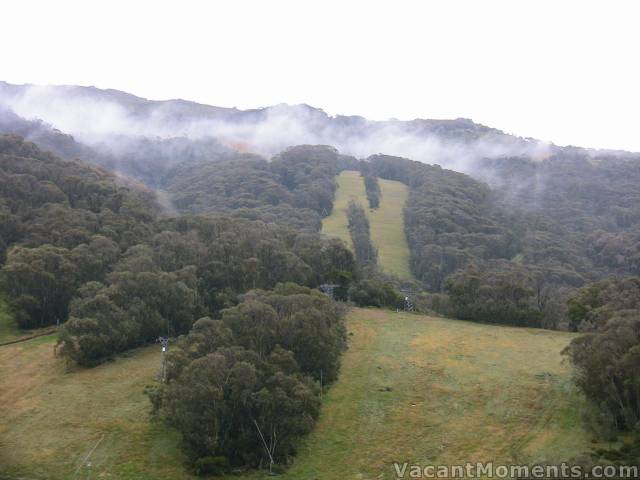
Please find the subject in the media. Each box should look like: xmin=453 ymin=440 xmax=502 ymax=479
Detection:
xmin=0 ymin=245 xmax=79 ymax=328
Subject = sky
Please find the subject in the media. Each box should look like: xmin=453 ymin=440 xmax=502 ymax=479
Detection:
xmin=1 ymin=0 xmax=639 ymax=151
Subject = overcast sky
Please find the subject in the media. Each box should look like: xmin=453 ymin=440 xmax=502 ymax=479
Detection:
xmin=2 ymin=0 xmax=639 ymax=151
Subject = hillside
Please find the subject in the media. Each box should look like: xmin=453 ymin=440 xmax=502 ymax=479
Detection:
xmin=3 ymin=83 xmax=640 ymax=314
xmin=0 ymin=81 xmax=528 ymax=162
xmin=322 ymin=170 xmax=412 ymax=278
xmin=0 ymin=308 xmax=592 ymax=479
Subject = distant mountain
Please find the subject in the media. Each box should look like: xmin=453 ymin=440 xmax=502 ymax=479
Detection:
xmin=0 ymin=81 xmax=562 ymax=173
xmin=2 ymin=81 xmax=640 ymax=333
xmin=0 ymin=99 xmax=231 ymax=187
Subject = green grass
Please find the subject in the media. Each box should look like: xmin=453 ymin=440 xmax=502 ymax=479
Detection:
xmin=264 ymin=309 xmax=594 ymax=479
xmin=322 ymin=170 xmax=412 ymax=278
xmin=368 ymin=177 xmax=412 ymax=279
xmin=0 ymin=308 xmax=594 ymax=480
xmin=322 ymin=170 xmax=367 ymax=250
xmin=0 ymin=337 xmax=193 ymax=480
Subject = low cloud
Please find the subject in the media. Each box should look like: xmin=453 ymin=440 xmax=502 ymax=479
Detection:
xmin=0 ymin=82 xmax=555 ymax=175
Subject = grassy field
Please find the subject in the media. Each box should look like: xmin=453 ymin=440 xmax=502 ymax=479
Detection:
xmin=322 ymin=170 xmax=412 ymax=278
xmin=322 ymin=170 xmax=367 ymax=250
xmin=0 ymin=299 xmax=58 ymax=345
xmin=369 ymin=177 xmax=412 ymax=279
xmin=0 ymin=338 xmax=191 ymax=480
xmin=0 ymin=308 xmax=592 ymax=480
xmin=273 ymin=309 xmax=592 ymax=479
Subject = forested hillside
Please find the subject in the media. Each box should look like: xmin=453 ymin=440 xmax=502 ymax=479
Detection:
xmin=0 ymin=134 xmax=158 ymax=326
xmin=480 ymin=154 xmax=640 ymax=279
xmin=0 ymin=136 xmax=356 ymax=343
xmin=165 ymin=145 xmax=356 ymax=230
xmin=364 ymin=153 xmax=640 ymax=329
xmin=3 ymin=113 xmax=640 ymax=333
xmin=0 ymin=106 xmax=231 ymax=187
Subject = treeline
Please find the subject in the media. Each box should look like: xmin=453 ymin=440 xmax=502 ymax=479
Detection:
xmin=366 ymin=154 xmax=514 ymax=289
xmin=365 ymin=154 xmax=545 ymax=325
xmin=361 ymin=171 xmax=381 ymax=209
xmin=564 ymin=277 xmax=640 ymax=463
xmin=346 ymin=200 xmax=377 ymax=267
xmin=0 ymin=111 xmax=352 ymax=221
xmin=443 ymin=264 xmax=543 ymax=327
xmin=148 ymin=284 xmax=347 ymax=474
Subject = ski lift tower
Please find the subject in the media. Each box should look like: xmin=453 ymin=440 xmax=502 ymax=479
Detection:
xmin=319 ymin=283 xmax=340 ymax=300
xmin=157 ymin=336 xmax=170 ymax=382
xmin=399 ymin=289 xmax=414 ymax=312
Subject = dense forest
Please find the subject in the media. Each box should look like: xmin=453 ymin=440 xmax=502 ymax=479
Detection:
xmin=165 ymin=145 xmax=355 ymax=230
xmin=11 ymin=100 xmax=632 ymax=327
xmin=364 ymin=152 xmax=640 ymax=329
xmin=0 ymin=135 xmax=157 ymax=328
xmin=0 ymin=136 xmax=356 ymax=352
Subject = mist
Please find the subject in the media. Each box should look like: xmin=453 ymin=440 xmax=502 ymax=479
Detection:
xmin=0 ymin=82 xmax=557 ymax=176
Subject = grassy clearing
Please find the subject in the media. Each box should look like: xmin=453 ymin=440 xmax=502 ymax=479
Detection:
xmin=0 ymin=337 xmax=192 ymax=480
xmin=368 ymin=178 xmax=411 ymax=279
xmin=0 ymin=308 xmax=593 ymax=480
xmin=322 ymin=170 xmax=367 ymax=250
xmin=262 ymin=309 xmax=593 ymax=479
xmin=322 ymin=170 xmax=412 ymax=278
